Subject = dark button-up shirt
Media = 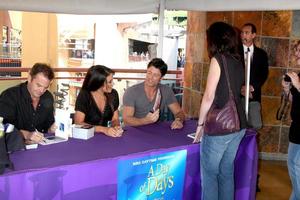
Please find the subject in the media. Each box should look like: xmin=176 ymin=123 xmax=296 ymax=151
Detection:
xmin=75 ymin=89 xmax=119 ymax=127
xmin=0 ymin=82 xmax=54 ymax=133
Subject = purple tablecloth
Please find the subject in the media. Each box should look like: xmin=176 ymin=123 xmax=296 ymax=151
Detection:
xmin=0 ymin=121 xmax=257 ymax=200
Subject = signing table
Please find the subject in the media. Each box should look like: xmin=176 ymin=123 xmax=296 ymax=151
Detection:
xmin=0 ymin=120 xmax=257 ymax=200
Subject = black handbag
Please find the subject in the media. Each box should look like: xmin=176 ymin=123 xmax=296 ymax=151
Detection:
xmin=204 ymin=55 xmax=241 ymax=135
xmin=0 ymin=126 xmax=24 ymax=175
xmin=0 ymin=134 xmax=10 ymax=175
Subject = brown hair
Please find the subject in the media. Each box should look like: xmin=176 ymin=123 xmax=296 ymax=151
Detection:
xmin=29 ymin=63 xmax=54 ymax=80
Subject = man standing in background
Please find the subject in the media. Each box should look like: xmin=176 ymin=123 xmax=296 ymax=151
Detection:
xmin=240 ymin=23 xmax=269 ymax=192
xmin=240 ymin=23 xmax=269 ymax=129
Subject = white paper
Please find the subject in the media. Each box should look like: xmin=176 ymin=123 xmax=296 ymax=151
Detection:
xmin=187 ymin=132 xmax=202 ymax=142
xmin=187 ymin=132 xmax=196 ymax=139
xmin=25 ymin=143 xmax=38 ymax=149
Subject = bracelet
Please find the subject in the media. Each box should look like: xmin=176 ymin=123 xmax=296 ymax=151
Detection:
xmin=175 ymin=118 xmax=183 ymax=122
xmin=197 ymin=122 xmax=204 ymax=127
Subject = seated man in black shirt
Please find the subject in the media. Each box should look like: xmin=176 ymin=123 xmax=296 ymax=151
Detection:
xmin=0 ymin=63 xmax=55 ymax=144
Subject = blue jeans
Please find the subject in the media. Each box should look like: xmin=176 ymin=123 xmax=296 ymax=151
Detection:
xmin=200 ymin=129 xmax=246 ymax=200
xmin=287 ymin=142 xmax=300 ymax=200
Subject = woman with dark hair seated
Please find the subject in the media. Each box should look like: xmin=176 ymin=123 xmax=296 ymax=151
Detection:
xmin=74 ymin=65 xmax=123 ymax=137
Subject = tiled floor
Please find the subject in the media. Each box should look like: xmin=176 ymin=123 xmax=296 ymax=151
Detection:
xmin=256 ymin=160 xmax=292 ymax=200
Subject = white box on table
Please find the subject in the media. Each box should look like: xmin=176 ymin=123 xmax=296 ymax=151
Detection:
xmin=72 ymin=125 xmax=94 ymax=140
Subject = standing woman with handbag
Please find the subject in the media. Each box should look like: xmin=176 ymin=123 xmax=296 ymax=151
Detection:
xmin=193 ymin=22 xmax=248 ymax=200
xmin=282 ymin=72 xmax=300 ymax=200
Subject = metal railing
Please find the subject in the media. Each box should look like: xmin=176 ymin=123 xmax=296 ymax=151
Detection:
xmin=0 ymin=67 xmax=183 ymax=81
xmin=0 ymin=66 xmax=184 ymax=113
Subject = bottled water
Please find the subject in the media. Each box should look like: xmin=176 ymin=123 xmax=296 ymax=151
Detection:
xmin=119 ymin=116 xmax=124 ymax=128
xmin=107 ymin=121 xmax=112 ymax=127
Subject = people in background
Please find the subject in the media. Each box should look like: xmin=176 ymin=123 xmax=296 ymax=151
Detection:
xmin=282 ymin=71 xmax=300 ymax=200
xmin=240 ymin=23 xmax=269 ymax=129
xmin=0 ymin=63 xmax=55 ymax=144
xmin=122 ymin=58 xmax=185 ymax=129
xmin=193 ymin=22 xmax=247 ymax=200
xmin=74 ymin=65 xmax=123 ymax=137
xmin=177 ymin=48 xmax=185 ymax=68
xmin=291 ymin=40 xmax=300 ymax=66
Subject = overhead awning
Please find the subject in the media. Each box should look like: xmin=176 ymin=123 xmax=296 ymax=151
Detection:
xmin=0 ymin=0 xmax=300 ymax=15
xmin=166 ymin=0 xmax=300 ymax=12
xmin=0 ymin=0 xmax=158 ymax=15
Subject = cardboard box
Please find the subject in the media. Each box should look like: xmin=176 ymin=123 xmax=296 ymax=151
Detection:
xmin=72 ymin=125 xmax=94 ymax=140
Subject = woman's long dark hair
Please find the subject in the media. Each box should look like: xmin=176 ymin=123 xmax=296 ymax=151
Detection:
xmin=206 ymin=22 xmax=240 ymax=60
xmin=81 ymin=65 xmax=115 ymax=114
xmin=82 ymin=65 xmax=114 ymax=92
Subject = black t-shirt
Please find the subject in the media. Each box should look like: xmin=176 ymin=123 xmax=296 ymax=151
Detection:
xmin=0 ymin=82 xmax=54 ymax=133
xmin=289 ymin=74 xmax=300 ymax=144
xmin=75 ymin=89 xmax=119 ymax=127
xmin=214 ymin=53 xmax=247 ymax=129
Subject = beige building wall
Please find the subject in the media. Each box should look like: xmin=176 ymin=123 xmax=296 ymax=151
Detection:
xmin=21 ymin=12 xmax=58 ymax=91
xmin=22 ymin=12 xmax=58 ymax=68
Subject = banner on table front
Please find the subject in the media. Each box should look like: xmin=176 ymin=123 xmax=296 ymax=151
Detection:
xmin=117 ymin=150 xmax=187 ymax=200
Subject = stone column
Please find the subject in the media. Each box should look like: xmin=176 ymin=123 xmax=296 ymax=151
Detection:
xmin=183 ymin=11 xmax=207 ymax=118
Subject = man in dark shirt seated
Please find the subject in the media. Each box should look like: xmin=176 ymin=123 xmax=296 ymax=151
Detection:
xmin=0 ymin=63 xmax=55 ymax=144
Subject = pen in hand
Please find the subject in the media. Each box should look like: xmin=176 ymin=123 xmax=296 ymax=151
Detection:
xmin=34 ymin=128 xmax=46 ymax=143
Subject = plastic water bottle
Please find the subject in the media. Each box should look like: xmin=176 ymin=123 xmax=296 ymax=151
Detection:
xmin=119 ymin=116 xmax=124 ymax=128
xmin=0 ymin=117 xmax=4 ymax=139
xmin=107 ymin=121 xmax=112 ymax=127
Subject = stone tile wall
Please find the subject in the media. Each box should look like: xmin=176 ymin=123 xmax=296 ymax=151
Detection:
xmin=184 ymin=11 xmax=300 ymax=155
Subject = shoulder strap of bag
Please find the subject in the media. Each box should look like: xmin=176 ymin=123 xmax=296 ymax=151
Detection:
xmin=276 ymin=91 xmax=290 ymax=120
xmin=220 ymin=55 xmax=234 ymax=97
